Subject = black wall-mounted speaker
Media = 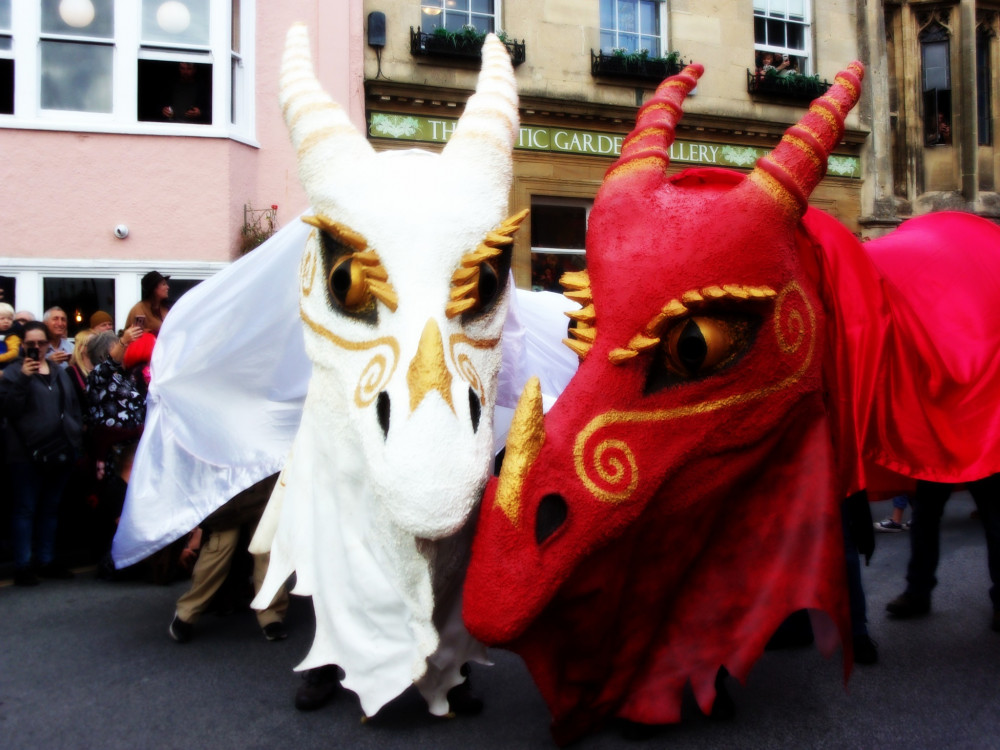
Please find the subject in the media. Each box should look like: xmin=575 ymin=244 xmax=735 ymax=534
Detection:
xmin=368 ymin=12 xmax=386 ymax=48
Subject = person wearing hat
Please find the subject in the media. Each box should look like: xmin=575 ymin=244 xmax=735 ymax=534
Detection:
xmin=126 ymin=271 xmax=171 ymax=335
xmin=89 ymin=310 xmax=115 ymax=333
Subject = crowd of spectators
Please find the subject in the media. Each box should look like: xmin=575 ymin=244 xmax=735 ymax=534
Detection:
xmin=0 ymin=271 xmax=183 ymax=586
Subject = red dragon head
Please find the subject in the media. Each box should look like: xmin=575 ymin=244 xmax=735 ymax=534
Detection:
xmin=464 ymin=62 xmax=865 ymax=742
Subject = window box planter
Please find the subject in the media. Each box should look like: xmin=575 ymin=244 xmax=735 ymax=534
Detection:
xmin=410 ymin=27 xmax=525 ymax=66
xmin=591 ymin=50 xmax=686 ymax=83
xmin=747 ymin=69 xmax=832 ymax=103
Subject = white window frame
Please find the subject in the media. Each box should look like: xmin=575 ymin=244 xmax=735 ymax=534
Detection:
xmin=1 ymin=0 xmax=256 ymax=144
xmin=0 ymin=257 xmax=227 ymax=329
xmin=753 ymin=0 xmax=812 ymax=75
xmin=599 ymin=0 xmax=667 ymax=57
xmin=419 ymin=0 xmax=502 ymax=35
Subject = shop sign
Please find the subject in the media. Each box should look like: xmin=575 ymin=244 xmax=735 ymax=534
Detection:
xmin=368 ymin=111 xmax=860 ymax=178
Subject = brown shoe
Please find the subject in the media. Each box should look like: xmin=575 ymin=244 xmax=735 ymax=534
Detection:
xmin=295 ymin=665 xmax=341 ymax=711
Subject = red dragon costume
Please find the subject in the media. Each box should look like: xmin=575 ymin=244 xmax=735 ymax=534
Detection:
xmin=462 ymin=60 xmax=1000 ymax=744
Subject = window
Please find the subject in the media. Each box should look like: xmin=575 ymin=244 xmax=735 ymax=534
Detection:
xmin=600 ymin=0 xmax=663 ymax=56
xmin=753 ymin=0 xmax=810 ymax=74
xmin=420 ymin=0 xmax=497 ymax=34
xmin=0 ymin=0 xmax=13 ymax=115
xmin=977 ymin=28 xmax=992 ymax=146
xmin=1 ymin=0 xmax=254 ymax=140
xmin=530 ymin=198 xmax=590 ymax=292
xmin=921 ymin=23 xmax=952 ymax=146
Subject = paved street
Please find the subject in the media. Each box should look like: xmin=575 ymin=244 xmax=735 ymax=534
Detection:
xmin=2 ymin=495 xmax=999 ymax=749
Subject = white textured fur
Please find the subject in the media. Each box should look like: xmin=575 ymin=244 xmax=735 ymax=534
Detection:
xmin=251 ymin=25 xmax=519 ymax=716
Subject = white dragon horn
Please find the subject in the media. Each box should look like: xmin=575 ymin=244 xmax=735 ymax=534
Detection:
xmin=442 ymin=34 xmax=519 ymax=192
xmin=280 ymin=23 xmax=374 ymax=198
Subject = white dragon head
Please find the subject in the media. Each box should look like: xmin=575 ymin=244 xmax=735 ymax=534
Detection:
xmin=280 ymin=24 xmax=522 ymax=539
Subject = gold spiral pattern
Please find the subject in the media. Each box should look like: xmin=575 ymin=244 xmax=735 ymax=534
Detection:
xmin=774 ymin=282 xmax=810 ymax=354
xmin=300 ymin=237 xmax=317 ymax=297
xmin=356 ymin=353 xmax=392 ymax=407
xmin=575 ymin=434 xmax=640 ymax=504
xmin=455 ymin=352 xmax=484 ymax=401
xmin=448 ymin=332 xmax=500 ymax=404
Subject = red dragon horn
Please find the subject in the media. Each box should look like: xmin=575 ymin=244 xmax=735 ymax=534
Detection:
xmin=744 ymin=61 xmax=865 ymax=218
xmin=604 ymin=63 xmax=705 ymax=184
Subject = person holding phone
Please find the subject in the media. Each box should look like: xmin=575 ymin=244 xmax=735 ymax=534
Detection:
xmin=0 ymin=321 xmax=84 ymax=586
xmin=126 ymin=270 xmax=171 ymax=336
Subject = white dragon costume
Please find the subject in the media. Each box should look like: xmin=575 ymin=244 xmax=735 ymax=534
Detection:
xmin=246 ymin=25 xmax=523 ymax=716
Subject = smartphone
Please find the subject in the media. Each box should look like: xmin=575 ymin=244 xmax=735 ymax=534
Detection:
xmin=135 ymin=315 xmax=146 ymax=328
xmin=25 ymin=346 xmax=40 ymax=361
xmin=782 ymin=54 xmax=789 ymax=62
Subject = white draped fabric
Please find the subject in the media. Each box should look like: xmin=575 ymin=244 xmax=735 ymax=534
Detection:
xmin=112 ymin=215 xmax=578 ymax=569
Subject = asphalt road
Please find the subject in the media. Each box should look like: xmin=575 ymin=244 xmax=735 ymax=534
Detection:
xmin=2 ymin=495 xmax=999 ymax=749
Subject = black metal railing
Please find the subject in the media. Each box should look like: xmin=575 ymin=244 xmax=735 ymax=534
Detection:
xmin=410 ymin=27 xmax=525 ymax=66
xmin=591 ymin=50 xmax=686 ymax=83
xmin=746 ymin=69 xmax=832 ymax=103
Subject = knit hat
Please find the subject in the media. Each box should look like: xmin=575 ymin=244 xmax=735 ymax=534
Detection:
xmin=89 ymin=310 xmax=113 ymax=329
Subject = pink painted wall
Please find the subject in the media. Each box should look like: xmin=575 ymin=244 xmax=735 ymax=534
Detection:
xmin=0 ymin=0 xmax=365 ymax=264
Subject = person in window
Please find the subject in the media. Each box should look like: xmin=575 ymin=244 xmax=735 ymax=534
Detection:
xmin=1 ymin=321 xmax=84 ymax=586
xmin=126 ymin=271 xmax=171 ymax=335
xmin=929 ymin=112 xmax=952 ymax=145
xmin=161 ymin=62 xmax=208 ymax=124
xmin=757 ymin=51 xmax=790 ymax=75
xmin=43 ymin=306 xmax=73 ymax=368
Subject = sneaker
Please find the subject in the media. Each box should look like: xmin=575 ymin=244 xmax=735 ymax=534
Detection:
xmin=853 ymin=634 xmax=878 ymax=665
xmin=295 ymin=665 xmax=341 ymax=711
xmin=262 ymin=622 xmax=288 ymax=642
xmin=886 ymin=592 xmax=930 ymax=618
xmin=169 ymin=614 xmax=194 ymax=643
xmin=874 ymin=518 xmax=905 ymax=532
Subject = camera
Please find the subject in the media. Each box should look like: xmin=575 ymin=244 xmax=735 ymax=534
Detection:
xmin=25 ymin=346 xmax=40 ymax=361
xmin=135 ymin=315 xmax=146 ymax=328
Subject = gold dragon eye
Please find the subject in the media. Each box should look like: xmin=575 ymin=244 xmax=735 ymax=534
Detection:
xmin=447 ymin=209 xmax=528 ymax=320
xmin=661 ymin=315 xmax=754 ymax=379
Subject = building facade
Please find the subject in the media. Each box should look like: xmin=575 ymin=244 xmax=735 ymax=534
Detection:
xmin=364 ymin=1 xmax=869 ymax=290
xmin=0 ymin=0 xmax=365 ymax=332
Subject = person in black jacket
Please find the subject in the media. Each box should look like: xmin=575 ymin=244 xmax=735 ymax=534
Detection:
xmin=0 ymin=321 xmax=84 ymax=586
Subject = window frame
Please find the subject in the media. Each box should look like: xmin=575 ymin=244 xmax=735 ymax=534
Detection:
xmin=529 ymin=195 xmax=592 ymax=293
xmin=753 ymin=0 xmax=812 ymax=75
xmin=0 ymin=257 xmax=227 ymax=332
xmin=599 ymin=0 xmax=667 ymax=57
xmin=0 ymin=0 xmax=256 ymax=144
xmin=419 ymin=0 xmax=502 ymax=36
xmin=920 ymin=22 xmax=952 ymax=147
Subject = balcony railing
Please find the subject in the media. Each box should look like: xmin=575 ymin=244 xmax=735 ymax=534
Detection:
xmin=747 ymin=69 xmax=832 ymax=103
xmin=591 ymin=50 xmax=686 ymax=83
xmin=410 ymin=27 xmax=525 ymax=66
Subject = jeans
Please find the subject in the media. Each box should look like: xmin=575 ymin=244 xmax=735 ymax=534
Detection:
xmin=906 ymin=475 xmax=1000 ymax=609
xmin=10 ymin=460 xmax=72 ymax=570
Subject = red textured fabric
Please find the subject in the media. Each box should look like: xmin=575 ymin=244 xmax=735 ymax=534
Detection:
xmin=464 ymin=60 xmax=1000 ymax=745
xmin=123 ymin=332 xmax=156 ymax=371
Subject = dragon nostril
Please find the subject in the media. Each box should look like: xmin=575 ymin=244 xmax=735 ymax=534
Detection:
xmin=469 ymin=387 xmax=481 ymax=433
xmin=535 ymin=493 xmax=568 ymax=545
xmin=376 ymin=391 xmax=390 ymax=439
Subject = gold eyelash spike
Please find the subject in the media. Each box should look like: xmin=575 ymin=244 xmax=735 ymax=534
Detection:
xmin=560 ymin=270 xmax=590 ymax=290
xmin=608 ymin=348 xmax=639 ymax=364
xmin=450 ymin=281 xmax=478 ymax=301
xmin=565 ymin=303 xmax=596 ymax=325
xmin=626 ymin=333 xmax=660 ymax=352
xmin=564 ymin=289 xmax=593 ymax=305
xmin=681 ymin=290 xmax=704 ymax=305
xmin=496 ymin=208 xmax=530 ymax=237
xmin=723 ymin=284 xmax=751 ymax=299
xmin=366 ymin=279 xmax=398 ymax=312
xmin=446 ymin=298 xmax=477 ymax=317
xmin=569 ymin=327 xmax=597 ymax=344
xmin=300 ymin=216 xmax=369 ymax=252
xmin=749 ymin=286 xmax=777 ymax=298
xmin=563 ymin=337 xmax=593 ymax=359
xmin=702 ymin=285 xmax=727 ymax=299
xmin=452 ymin=265 xmax=480 ymax=285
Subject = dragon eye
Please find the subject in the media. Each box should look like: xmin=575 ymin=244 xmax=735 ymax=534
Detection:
xmin=329 ymin=256 xmax=369 ymax=311
xmin=646 ymin=314 xmax=755 ymax=393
